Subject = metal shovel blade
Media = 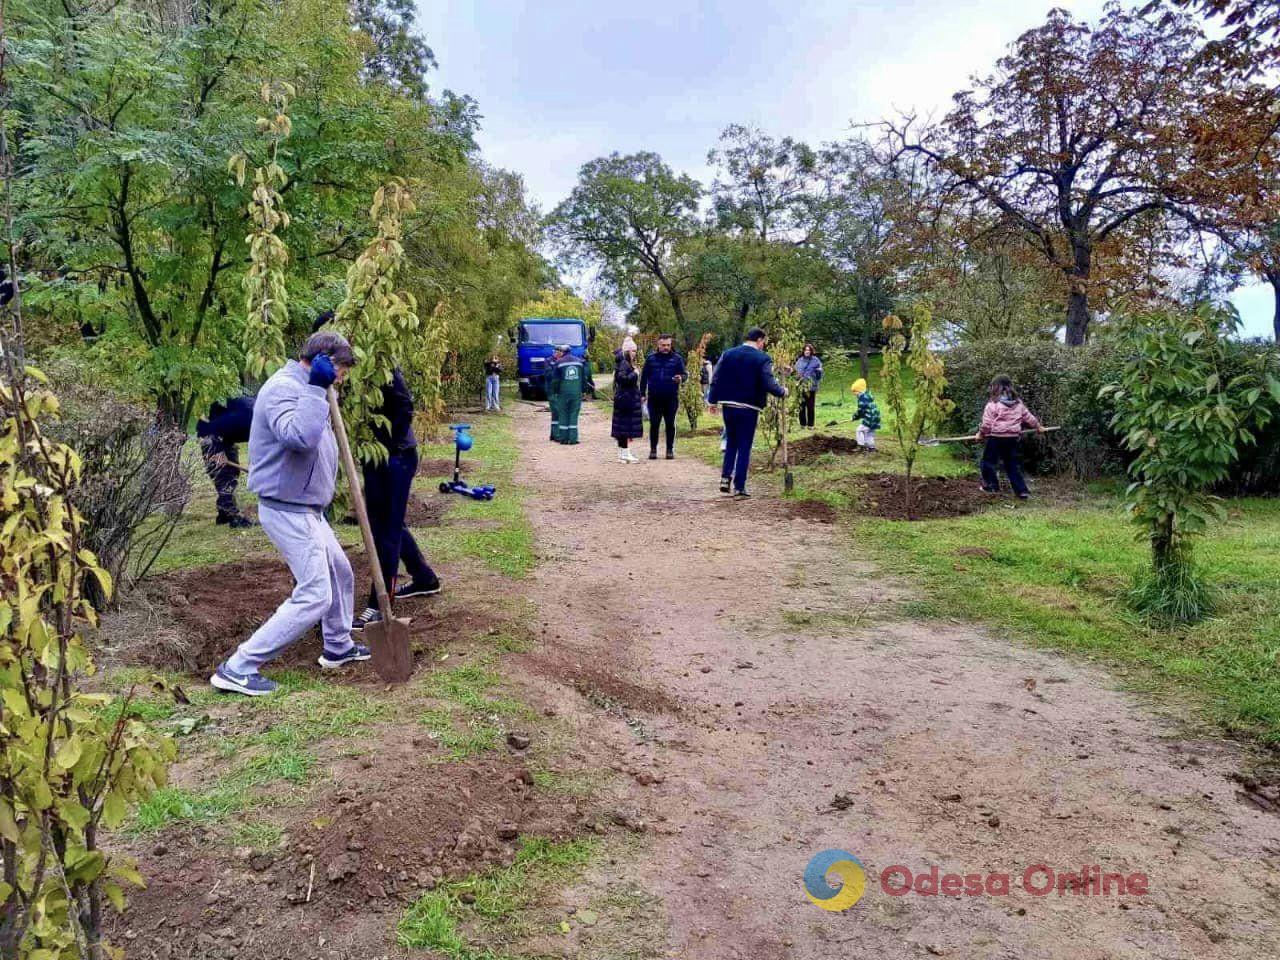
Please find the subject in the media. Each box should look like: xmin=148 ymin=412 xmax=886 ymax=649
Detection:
xmin=363 ymin=616 xmax=414 ymax=684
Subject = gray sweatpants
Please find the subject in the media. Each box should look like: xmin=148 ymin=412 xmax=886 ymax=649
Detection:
xmin=227 ymin=504 xmax=354 ymax=673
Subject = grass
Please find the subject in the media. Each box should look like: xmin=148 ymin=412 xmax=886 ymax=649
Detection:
xmin=130 ymin=681 xmax=391 ymax=833
xmin=859 ymin=495 xmax=1280 ymax=743
xmin=417 ymin=662 xmax=528 ymax=760
xmin=397 ymin=837 xmax=596 ymax=957
xmin=413 ymin=409 xmax=536 ymax=578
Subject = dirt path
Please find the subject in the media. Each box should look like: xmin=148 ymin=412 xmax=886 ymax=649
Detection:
xmin=512 ymin=399 xmax=1280 ymax=960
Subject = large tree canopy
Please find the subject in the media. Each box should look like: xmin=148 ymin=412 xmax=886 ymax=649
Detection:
xmin=546 ymin=151 xmax=702 ymax=328
xmin=887 ymin=5 xmax=1204 ymax=344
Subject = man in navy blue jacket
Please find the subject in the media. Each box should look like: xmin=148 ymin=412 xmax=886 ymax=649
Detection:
xmin=196 ymin=395 xmax=256 ymax=527
xmin=707 ymin=327 xmax=788 ymax=498
xmin=639 ymin=334 xmax=686 ymax=460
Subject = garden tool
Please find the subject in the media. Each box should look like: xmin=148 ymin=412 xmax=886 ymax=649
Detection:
xmin=328 ymin=387 xmax=413 ymax=684
xmin=919 ymin=425 xmax=1061 ymax=447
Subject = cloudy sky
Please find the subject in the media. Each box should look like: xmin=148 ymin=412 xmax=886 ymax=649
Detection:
xmin=416 ymin=0 xmax=1271 ymax=335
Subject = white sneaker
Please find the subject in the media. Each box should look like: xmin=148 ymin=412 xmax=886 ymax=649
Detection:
xmin=618 ymin=451 xmax=630 ymax=463
xmin=625 ymin=450 xmax=639 ymax=463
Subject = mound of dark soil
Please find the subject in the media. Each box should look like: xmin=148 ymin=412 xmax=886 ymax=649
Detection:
xmin=851 ymin=473 xmax=993 ymax=520
xmin=519 ymin=648 xmax=681 ymax=716
xmin=404 ymin=494 xmax=447 ymax=528
xmin=788 ymin=434 xmax=865 ymax=464
xmin=104 ymin=754 xmax=588 ymax=959
xmin=114 ymin=556 xmax=497 ymax=678
xmin=778 ymin=499 xmax=838 ymax=524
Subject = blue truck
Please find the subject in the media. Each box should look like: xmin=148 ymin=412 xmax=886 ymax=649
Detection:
xmin=515 ymin=316 xmax=590 ymax=400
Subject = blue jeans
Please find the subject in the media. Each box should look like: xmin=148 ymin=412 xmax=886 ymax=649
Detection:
xmin=721 ymin=406 xmax=759 ymax=493
xmin=485 ymin=374 xmax=501 ymax=410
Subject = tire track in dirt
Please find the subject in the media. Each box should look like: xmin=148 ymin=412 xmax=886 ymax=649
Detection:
xmin=512 ymin=400 xmax=1280 ymax=960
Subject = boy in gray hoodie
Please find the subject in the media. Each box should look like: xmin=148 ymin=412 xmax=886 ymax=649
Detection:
xmin=211 ymin=332 xmax=369 ymax=696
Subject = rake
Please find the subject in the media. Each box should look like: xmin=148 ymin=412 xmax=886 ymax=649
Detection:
xmin=919 ymin=426 xmax=1060 ymax=447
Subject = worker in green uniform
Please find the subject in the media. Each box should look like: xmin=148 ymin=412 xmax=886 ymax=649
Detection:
xmin=551 ymin=345 xmax=594 ymax=445
xmin=544 ymin=346 xmax=565 ymax=442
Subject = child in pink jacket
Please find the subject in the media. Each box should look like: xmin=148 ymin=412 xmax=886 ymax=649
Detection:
xmin=978 ymin=375 xmax=1043 ymax=499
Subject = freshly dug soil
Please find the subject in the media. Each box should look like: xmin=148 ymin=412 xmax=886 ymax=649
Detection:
xmin=111 ymin=556 xmax=497 ymax=677
xmin=788 ymin=433 xmax=865 ymax=464
xmin=404 ymin=494 xmax=447 ymax=528
xmin=850 ymin=472 xmax=993 ymax=520
xmin=105 ymin=754 xmax=587 ymax=959
xmin=777 ymin=499 xmax=838 ymax=524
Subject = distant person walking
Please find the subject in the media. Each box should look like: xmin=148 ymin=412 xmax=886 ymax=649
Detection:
xmin=484 ymin=356 xmax=503 ymax=412
xmin=640 ymin=334 xmax=686 ymax=460
xmin=544 ymin=346 xmax=565 ymax=442
xmin=793 ymin=343 xmax=823 ymax=428
xmin=708 ymin=327 xmax=788 ymax=498
xmin=978 ymin=375 xmax=1044 ymax=500
xmin=611 ymin=338 xmax=643 ymax=463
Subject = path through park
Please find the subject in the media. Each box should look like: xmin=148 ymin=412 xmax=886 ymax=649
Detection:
xmin=512 ymin=399 xmax=1280 ymax=960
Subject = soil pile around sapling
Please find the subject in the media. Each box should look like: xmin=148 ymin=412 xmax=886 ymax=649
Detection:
xmin=851 ymin=473 xmax=994 ymax=520
xmin=788 ymin=434 xmax=865 ymax=464
xmin=776 ymin=499 xmax=838 ymax=524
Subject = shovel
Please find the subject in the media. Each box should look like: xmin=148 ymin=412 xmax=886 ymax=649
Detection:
xmin=920 ymin=426 xmax=1060 ymax=447
xmin=327 ymin=387 xmax=414 ymax=684
xmin=779 ymin=394 xmax=794 ymax=495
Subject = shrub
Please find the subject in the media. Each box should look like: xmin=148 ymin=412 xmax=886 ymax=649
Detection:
xmin=944 ymin=336 xmax=1280 ymax=492
xmin=942 ymin=338 xmax=1128 ymax=478
xmin=1102 ymin=309 xmax=1273 ymax=624
xmin=42 ymin=359 xmax=191 ymax=608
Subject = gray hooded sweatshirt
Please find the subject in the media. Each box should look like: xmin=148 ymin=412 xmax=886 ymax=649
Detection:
xmin=247 ymin=360 xmax=337 ymax=512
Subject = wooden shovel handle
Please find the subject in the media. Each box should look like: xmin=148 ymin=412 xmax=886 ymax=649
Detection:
xmin=327 ymin=388 xmax=394 ymax=623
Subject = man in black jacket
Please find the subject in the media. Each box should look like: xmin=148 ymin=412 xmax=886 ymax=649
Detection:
xmin=639 ymin=334 xmax=686 ymax=460
xmin=196 ymin=395 xmax=256 ymax=527
xmin=707 ymin=327 xmax=788 ymax=498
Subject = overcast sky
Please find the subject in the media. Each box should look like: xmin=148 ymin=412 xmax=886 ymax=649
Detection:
xmin=415 ymin=0 xmax=1271 ymax=336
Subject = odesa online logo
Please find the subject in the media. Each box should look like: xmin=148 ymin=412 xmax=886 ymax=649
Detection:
xmin=803 ymin=849 xmax=867 ymax=912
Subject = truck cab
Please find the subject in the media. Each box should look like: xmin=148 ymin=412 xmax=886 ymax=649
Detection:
xmin=515 ymin=317 xmax=589 ymax=400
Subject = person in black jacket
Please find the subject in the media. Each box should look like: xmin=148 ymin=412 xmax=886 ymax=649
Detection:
xmin=611 ymin=342 xmax=644 ymax=462
xmin=352 ymin=365 xmax=443 ymax=630
xmin=639 ymin=334 xmax=686 ymax=460
xmin=196 ymin=395 xmax=256 ymax=527
xmin=707 ymin=327 xmax=788 ymax=498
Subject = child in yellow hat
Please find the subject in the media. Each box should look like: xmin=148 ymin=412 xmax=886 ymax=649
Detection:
xmin=851 ymin=378 xmax=880 ymax=450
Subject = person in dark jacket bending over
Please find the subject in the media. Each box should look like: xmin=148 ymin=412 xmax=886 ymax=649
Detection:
xmin=211 ymin=331 xmax=368 ymax=697
xmin=639 ymin=334 xmax=687 ymax=460
xmin=708 ymin=327 xmax=788 ymax=498
xmin=196 ymin=394 xmax=256 ymax=527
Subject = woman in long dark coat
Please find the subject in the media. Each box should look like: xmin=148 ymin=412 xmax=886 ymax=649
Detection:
xmin=611 ymin=342 xmax=644 ymax=463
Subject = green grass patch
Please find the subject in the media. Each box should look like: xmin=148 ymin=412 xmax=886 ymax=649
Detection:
xmin=397 ymin=837 xmax=596 ymax=957
xmin=417 ymin=662 xmax=527 ymax=760
xmin=414 ymin=410 xmax=535 ymax=578
xmin=862 ymin=495 xmax=1280 ymax=743
xmin=230 ymin=820 xmax=284 ymax=850
xmin=133 ymin=785 xmax=249 ymax=833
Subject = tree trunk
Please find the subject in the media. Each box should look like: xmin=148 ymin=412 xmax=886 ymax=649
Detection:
xmin=1269 ymin=272 xmax=1280 ymax=344
xmin=859 ymin=326 xmax=870 ymax=380
xmin=1064 ymin=287 xmax=1090 ymax=346
xmin=1064 ymin=245 xmax=1092 ymax=347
